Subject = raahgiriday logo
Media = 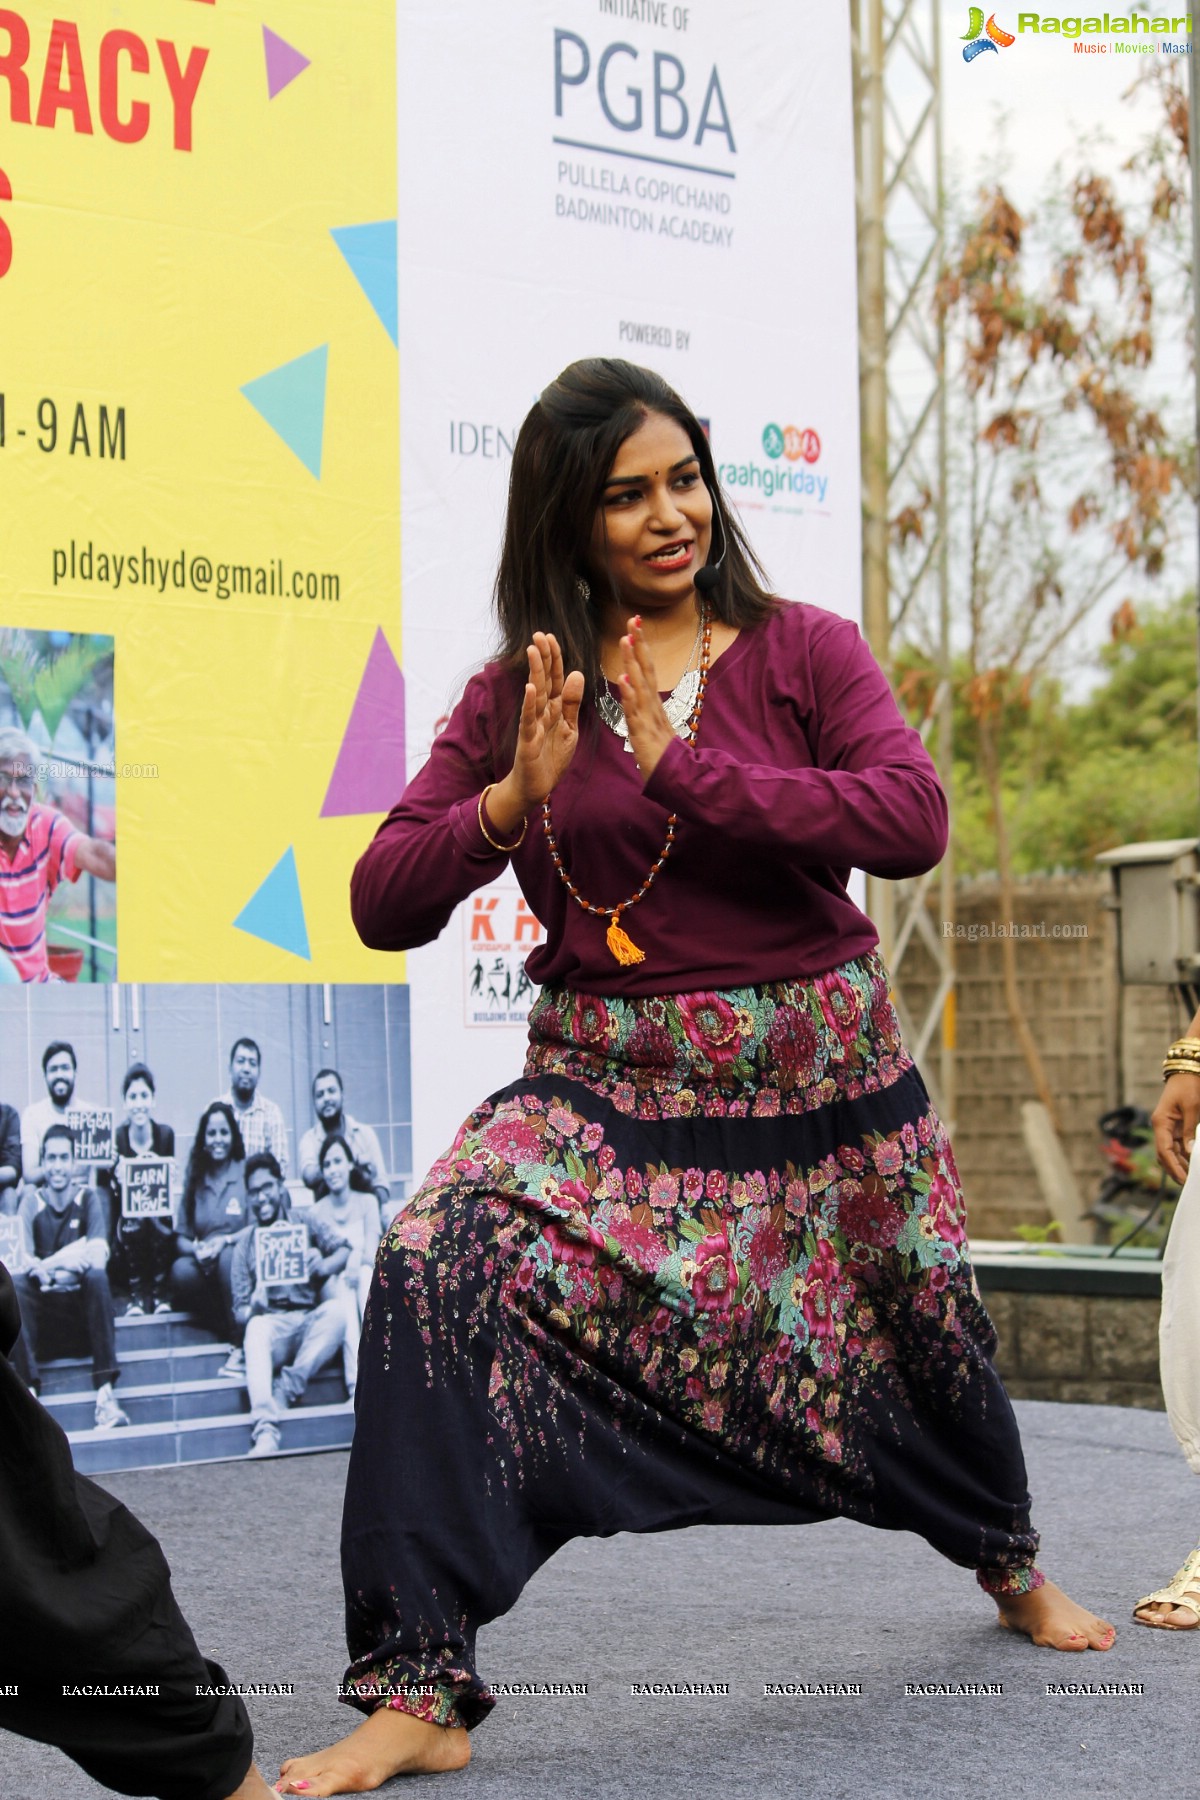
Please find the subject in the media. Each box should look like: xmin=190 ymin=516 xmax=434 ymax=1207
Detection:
xmin=762 ymin=423 xmax=821 ymax=464
xmin=962 ymin=10 xmax=1015 ymax=62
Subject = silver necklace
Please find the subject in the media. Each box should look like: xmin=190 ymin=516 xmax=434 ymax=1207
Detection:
xmin=595 ymin=610 xmax=704 ymax=753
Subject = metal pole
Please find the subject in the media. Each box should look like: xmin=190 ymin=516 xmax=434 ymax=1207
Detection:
xmin=858 ymin=0 xmax=894 ymax=963
xmin=1190 ymin=20 xmax=1200 ymax=792
xmin=854 ymin=0 xmax=954 ymax=1111
xmin=932 ymin=10 xmax=955 ymax=1135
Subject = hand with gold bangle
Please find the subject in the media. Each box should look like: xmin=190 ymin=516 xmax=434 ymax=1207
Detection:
xmin=477 ymin=785 xmax=526 ymax=854
xmin=1152 ymin=1014 xmax=1200 ymax=1186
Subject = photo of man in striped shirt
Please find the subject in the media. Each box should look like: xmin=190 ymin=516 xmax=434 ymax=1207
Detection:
xmin=0 ymin=728 xmax=116 ymax=983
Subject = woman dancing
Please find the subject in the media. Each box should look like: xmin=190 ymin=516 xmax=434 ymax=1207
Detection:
xmin=279 ymin=358 xmax=1113 ymax=1796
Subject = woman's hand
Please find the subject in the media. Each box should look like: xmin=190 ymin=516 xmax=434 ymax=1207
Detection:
xmin=618 ymin=617 xmax=680 ymax=782
xmin=1152 ymin=1072 xmax=1200 ymax=1186
xmin=490 ymin=633 xmax=585 ymax=829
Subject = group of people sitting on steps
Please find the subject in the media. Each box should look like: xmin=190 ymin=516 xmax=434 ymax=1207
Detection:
xmin=0 ymin=1036 xmax=397 ymax=1449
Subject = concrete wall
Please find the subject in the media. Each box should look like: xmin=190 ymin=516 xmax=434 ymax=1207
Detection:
xmin=897 ymin=875 xmax=1184 ymax=1238
xmin=984 ymin=1287 xmax=1164 ymax=1411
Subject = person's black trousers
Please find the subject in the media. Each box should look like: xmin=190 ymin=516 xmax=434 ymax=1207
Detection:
xmin=8 ymin=1267 xmax=120 ymax=1390
xmin=116 ymin=1216 xmax=175 ymax=1309
xmin=170 ymin=1248 xmax=242 ymax=1346
xmin=0 ymin=1261 xmax=255 ymax=1799
xmin=0 ymin=1598 xmax=255 ymax=1800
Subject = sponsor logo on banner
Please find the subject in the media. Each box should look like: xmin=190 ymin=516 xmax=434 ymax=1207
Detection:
xmin=464 ymin=877 xmax=542 ymax=1027
xmin=552 ymin=18 xmax=738 ymax=248
xmin=717 ymin=423 xmax=830 ymax=513
xmin=762 ymin=423 xmax=821 ymax=465
xmin=449 ymin=421 xmax=518 ymax=459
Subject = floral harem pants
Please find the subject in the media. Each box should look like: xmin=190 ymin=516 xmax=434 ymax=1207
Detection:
xmin=339 ymin=953 xmax=1041 ymax=1729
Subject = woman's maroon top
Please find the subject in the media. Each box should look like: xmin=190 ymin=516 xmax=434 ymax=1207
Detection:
xmin=351 ymin=601 xmax=947 ymax=996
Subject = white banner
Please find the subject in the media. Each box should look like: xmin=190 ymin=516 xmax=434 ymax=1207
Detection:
xmin=398 ymin=0 xmax=861 ymax=1171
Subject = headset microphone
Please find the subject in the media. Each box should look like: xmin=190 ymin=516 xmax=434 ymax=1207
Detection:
xmin=693 ymin=505 xmax=726 ymax=595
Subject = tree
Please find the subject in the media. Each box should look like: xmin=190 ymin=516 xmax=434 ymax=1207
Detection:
xmin=898 ymin=592 xmax=1198 ymax=875
xmin=907 ymin=66 xmax=1197 ymax=1127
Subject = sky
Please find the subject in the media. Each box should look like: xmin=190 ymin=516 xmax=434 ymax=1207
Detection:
xmin=939 ymin=4 xmax=1186 ymax=193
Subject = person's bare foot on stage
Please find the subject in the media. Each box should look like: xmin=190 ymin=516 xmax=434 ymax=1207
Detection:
xmin=995 ymin=1578 xmax=1116 ymax=1650
xmin=225 ymin=1766 xmax=281 ymax=1799
xmin=275 ymin=1710 xmax=470 ymax=1794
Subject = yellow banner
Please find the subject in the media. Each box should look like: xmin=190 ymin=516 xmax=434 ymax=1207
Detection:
xmin=0 ymin=0 xmax=399 ymax=980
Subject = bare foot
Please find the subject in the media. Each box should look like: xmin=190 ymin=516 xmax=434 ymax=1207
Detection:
xmin=276 ymin=1710 xmax=470 ymax=1795
xmin=225 ymin=1766 xmax=281 ymax=1800
xmin=995 ymin=1578 xmax=1115 ymax=1651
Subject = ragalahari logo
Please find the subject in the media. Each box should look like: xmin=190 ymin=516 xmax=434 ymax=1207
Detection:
xmin=962 ymin=9 xmax=1016 ymax=61
xmin=762 ymin=423 xmax=821 ymax=464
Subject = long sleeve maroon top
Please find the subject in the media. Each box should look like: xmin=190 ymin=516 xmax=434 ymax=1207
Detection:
xmin=351 ymin=600 xmax=948 ymax=997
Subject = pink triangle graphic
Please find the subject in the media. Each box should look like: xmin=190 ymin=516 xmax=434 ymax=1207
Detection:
xmin=263 ymin=26 xmax=310 ymax=99
xmin=321 ymin=629 xmax=407 ymax=818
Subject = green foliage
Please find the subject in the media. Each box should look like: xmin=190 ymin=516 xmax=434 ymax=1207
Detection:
xmin=897 ymin=594 xmax=1199 ymax=873
xmin=0 ymin=632 xmax=113 ymax=741
xmin=0 ymin=637 xmax=38 ymax=729
xmin=1012 ymin=1221 xmax=1063 ymax=1250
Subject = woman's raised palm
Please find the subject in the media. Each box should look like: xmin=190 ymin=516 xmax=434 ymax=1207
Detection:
xmin=509 ymin=632 xmax=585 ymax=807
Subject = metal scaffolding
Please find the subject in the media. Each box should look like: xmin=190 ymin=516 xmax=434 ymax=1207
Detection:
xmin=852 ymin=0 xmax=956 ymax=1126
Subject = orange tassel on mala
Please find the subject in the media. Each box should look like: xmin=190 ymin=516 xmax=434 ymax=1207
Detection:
xmin=540 ymin=604 xmax=713 ymax=967
xmin=605 ymin=912 xmax=645 ymax=967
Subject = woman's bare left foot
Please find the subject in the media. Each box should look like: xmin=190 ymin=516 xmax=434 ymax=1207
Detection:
xmin=995 ymin=1578 xmax=1115 ymax=1651
xmin=276 ymin=1708 xmax=470 ymax=1795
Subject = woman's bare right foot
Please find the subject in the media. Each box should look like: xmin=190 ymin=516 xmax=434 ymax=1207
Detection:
xmin=995 ymin=1578 xmax=1115 ymax=1650
xmin=276 ymin=1709 xmax=470 ymax=1795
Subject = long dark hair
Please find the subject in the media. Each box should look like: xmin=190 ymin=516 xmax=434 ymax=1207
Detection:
xmin=494 ymin=358 xmax=777 ymax=691
xmin=180 ymin=1101 xmax=246 ymax=1236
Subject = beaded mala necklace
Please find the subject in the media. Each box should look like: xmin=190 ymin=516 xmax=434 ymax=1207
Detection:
xmin=541 ymin=604 xmax=713 ymax=967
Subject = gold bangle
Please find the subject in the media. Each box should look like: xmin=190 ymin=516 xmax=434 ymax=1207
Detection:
xmin=1167 ymin=1038 xmax=1200 ymax=1059
xmin=477 ymin=783 xmax=527 ymax=853
xmin=1163 ymin=1060 xmax=1200 ymax=1080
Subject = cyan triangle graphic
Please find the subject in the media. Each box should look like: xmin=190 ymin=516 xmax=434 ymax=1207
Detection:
xmin=331 ymin=221 xmax=398 ymax=346
xmin=240 ymin=345 xmax=328 ymax=478
xmin=233 ymin=847 xmax=311 ymax=961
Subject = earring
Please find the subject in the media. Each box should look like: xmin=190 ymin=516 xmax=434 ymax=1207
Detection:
xmin=575 ymin=576 xmax=591 ymax=603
